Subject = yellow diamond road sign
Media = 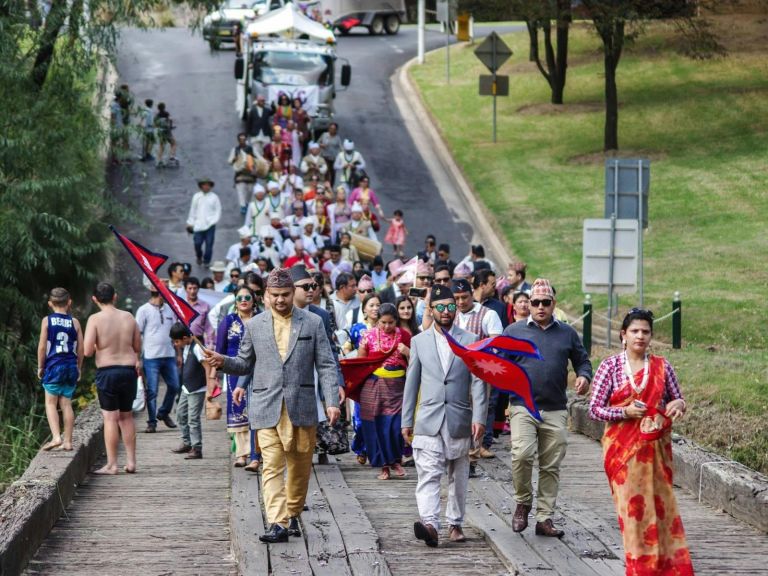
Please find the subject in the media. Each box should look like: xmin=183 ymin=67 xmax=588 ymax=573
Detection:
xmin=474 ymin=32 xmax=512 ymax=73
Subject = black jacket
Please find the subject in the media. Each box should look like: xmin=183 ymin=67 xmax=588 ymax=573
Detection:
xmin=246 ymin=103 xmax=275 ymax=138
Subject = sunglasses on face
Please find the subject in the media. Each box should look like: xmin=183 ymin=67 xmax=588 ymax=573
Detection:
xmin=298 ymin=283 xmax=318 ymax=291
xmin=433 ymin=303 xmax=457 ymax=313
xmin=236 ymin=295 xmax=253 ymax=302
xmin=358 ymin=288 xmax=374 ymax=294
xmin=531 ymin=299 xmax=553 ymax=308
xmin=231 ymin=274 xmax=240 ymax=279
xmin=417 ymin=276 xmax=434 ymax=282
xmin=434 ymin=277 xmax=450 ymax=284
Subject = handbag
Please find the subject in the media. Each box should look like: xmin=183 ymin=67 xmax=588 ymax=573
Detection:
xmin=315 ymin=419 xmax=350 ymax=455
xmin=205 ymin=399 xmax=222 ymax=420
xmin=132 ymin=376 xmax=146 ymax=413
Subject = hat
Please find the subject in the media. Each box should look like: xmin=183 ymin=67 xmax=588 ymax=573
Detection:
xmin=430 ymin=284 xmax=454 ymax=302
xmin=259 ymin=225 xmax=275 ymax=239
xmin=530 ymin=278 xmax=555 ymax=299
xmin=451 ymin=278 xmax=472 ymax=294
xmin=358 ymin=274 xmax=374 ymax=291
xmin=266 ymin=267 xmax=294 ymax=288
xmin=396 ymin=270 xmax=415 ymax=286
xmin=509 ymin=261 xmax=527 ymax=273
xmin=301 ymin=216 xmax=316 ymax=228
xmin=197 ymin=177 xmax=214 ymax=188
xmin=387 ymin=259 xmax=404 ymax=277
xmin=181 ymin=263 xmax=192 ymax=274
xmin=289 ymin=265 xmax=312 ymax=283
xmin=238 ymin=225 xmax=252 ymax=239
xmin=416 ymin=259 xmax=431 ymax=276
xmin=254 ymin=183 xmax=266 ymax=195
xmin=209 ymin=261 xmax=227 ymax=272
xmin=267 ymin=181 xmax=279 ymax=191
xmin=453 ymin=262 xmax=472 ymax=278
xmin=308 ymin=141 xmax=319 ymax=149
xmin=351 ymin=202 xmax=363 ymax=214
xmin=343 ymin=139 xmax=354 ymax=151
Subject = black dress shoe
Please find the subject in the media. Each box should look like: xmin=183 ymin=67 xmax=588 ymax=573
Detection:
xmin=184 ymin=448 xmax=203 ymax=459
xmin=287 ymin=517 xmax=301 ymax=537
xmin=171 ymin=443 xmax=192 ymax=454
xmin=259 ymin=524 xmax=289 ymax=543
xmin=413 ymin=521 xmax=438 ymax=548
xmin=159 ymin=415 xmax=177 ymax=428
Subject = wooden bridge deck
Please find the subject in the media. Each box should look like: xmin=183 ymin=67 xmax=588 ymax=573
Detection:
xmin=23 ymin=412 xmax=768 ymax=576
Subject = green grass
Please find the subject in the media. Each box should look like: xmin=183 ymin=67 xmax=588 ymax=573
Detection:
xmin=411 ymin=21 xmax=768 ymax=472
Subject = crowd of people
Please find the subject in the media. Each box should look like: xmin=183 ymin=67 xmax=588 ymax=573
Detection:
xmin=39 ymin=90 xmax=695 ymax=574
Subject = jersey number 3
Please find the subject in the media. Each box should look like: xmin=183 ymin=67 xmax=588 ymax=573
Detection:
xmin=55 ymin=332 xmax=70 ymax=354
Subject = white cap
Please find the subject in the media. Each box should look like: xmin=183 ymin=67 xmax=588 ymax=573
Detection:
xmin=301 ymin=216 xmax=316 ymax=228
xmin=259 ymin=225 xmax=275 ymax=238
xmin=308 ymin=141 xmax=319 ymax=149
xmin=351 ymin=201 xmax=363 ymax=214
xmin=343 ymin=139 xmax=354 ymax=151
xmin=237 ymin=225 xmax=251 ymax=239
xmin=253 ymin=183 xmax=266 ymax=195
xmin=267 ymin=181 xmax=279 ymax=191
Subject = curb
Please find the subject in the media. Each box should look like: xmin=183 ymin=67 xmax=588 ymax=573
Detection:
xmin=568 ymin=398 xmax=768 ymax=533
xmin=0 ymin=403 xmax=105 ymax=576
xmin=392 ymin=53 xmax=768 ymax=536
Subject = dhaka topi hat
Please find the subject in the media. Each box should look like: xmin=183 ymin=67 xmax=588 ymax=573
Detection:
xmin=357 ymin=274 xmax=374 ymax=291
xmin=451 ymin=278 xmax=472 ymax=294
xmin=289 ymin=265 xmax=312 ymax=283
xmin=416 ymin=259 xmax=431 ymax=276
xmin=387 ymin=259 xmax=404 ymax=277
xmin=430 ymin=284 xmax=454 ymax=302
xmin=453 ymin=262 xmax=472 ymax=279
xmin=396 ymin=270 xmax=415 ymax=286
xmin=530 ymin=278 xmax=555 ymax=299
xmin=267 ymin=268 xmax=294 ymax=288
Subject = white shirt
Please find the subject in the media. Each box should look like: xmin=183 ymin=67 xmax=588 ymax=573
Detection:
xmin=225 ymin=241 xmax=256 ymax=265
xmin=213 ymin=279 xmax=228 ymax=292
xmin=186 ymin=191 xmax=221 ymax=232
xmin=456 ymin=302 xmax=503 ymax=337
xmin=433 ymin=327 xmax=452 ymax=374
xmin=181 ymin=344 xmax=207 ymax=395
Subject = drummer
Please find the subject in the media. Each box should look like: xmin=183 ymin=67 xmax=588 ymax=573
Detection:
xmin=342 ymin=202 xmax=371 ymax=239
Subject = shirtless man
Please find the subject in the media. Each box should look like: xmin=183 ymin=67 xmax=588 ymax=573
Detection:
xmin=84 ymin=282 xmax=142 ymax=474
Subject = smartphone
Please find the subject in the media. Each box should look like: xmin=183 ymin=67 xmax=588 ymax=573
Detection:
xmin=633 ymin=400 xmax=647 ymax=408
xmin=408 ymin=287 xmax=427 ymax=298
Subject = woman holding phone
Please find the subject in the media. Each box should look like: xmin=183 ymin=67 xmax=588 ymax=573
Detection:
xmin=589 ymin=308 xmax=693 ymax=575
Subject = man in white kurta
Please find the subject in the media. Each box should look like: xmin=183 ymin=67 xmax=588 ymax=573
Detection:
xmin=401 ymin=284 xmax=488 ymax=548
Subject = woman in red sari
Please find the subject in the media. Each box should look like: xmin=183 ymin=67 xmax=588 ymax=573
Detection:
xmin=589 ymin=309 xmax=693 ymax=576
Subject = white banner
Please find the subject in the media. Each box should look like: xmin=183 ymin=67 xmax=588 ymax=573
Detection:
xmin=267 ymin=85 xmax=320 ymax=115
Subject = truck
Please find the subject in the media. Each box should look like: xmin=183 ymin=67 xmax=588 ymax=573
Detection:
xmin=318 ymin=0 xmax=407 ymax=36
xmin=203 ymin=0 xmax=284 ymax=49
xmin=234 ymin=2 xmax=351 ymax=133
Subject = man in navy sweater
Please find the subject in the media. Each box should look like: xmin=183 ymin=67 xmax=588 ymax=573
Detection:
xmin=503 ymin=278 xmax=592 ymax=538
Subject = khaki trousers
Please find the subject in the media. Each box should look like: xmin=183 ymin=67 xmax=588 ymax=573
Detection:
xmin=257 ymin=402 xmax=316 ymax=527
xmin=509 ymin=406 xmax=568 ymax=522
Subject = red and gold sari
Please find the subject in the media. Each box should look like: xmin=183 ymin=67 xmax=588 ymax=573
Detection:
xmin=603 ymin=355 xmax=694 ymax=576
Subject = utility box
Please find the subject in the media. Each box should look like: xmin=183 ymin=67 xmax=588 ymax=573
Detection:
xmin=457 ymin=13 xmax=470 ymax=41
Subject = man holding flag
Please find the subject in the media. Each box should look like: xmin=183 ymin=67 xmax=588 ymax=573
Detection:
xmin=504 ymin=278 xmax=592 ymax=538
xmin=401 ymin=283 xmax=488 ymax=548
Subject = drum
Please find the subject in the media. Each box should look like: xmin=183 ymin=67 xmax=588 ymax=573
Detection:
xmin=349 ymin=233 xmax=381 ymax=262
xmin=253 ymin=156 xmax=270 ymax=178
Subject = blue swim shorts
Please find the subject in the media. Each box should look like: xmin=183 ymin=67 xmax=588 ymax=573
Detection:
xmin=42 ymin=364 xmax=79 ymax=399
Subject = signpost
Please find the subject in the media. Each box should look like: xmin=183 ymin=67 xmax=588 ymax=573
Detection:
xmin=582 ymin=218 xmax=639 ymax=347
xmin=436 ymin=0 xmax=455 ymax=84
xmin=474 ymin=32 xmax=511 ymax=142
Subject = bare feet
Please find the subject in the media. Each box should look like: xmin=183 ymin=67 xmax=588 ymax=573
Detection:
xmin=93 ymin=465 xmax=118 ymax=475
xmin=377 ymin=466 xmax=391 ymax=480
xmin=124 ymin=465 xmax=136 ymax=474
xmin=52 ymin=444 xmax=73 ymax=452
xmin=41 ymin=437 xmax=63 ymax=451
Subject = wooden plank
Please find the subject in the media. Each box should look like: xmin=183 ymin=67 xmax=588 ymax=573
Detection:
xmin=314 ymin=464 xmax=393 ymax=576
xmin=304 ymin=467 xmax=353 ymax=576
xmin=230 ymin=467 xmax=270 ymax=576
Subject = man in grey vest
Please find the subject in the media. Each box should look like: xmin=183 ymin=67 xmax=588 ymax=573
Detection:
xmin=204 ymin=268 xmax=340 ymax=543
xmin=401 ymin=284 xmax=488 ymax=548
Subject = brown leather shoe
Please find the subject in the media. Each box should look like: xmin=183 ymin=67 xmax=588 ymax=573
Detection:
xmin=512 ymin=503 xmax=531 ymax=533
xmin=478 ymin=447 xmax=496 ymax=459
xmin=535 ymin=518 xmax=564 ymax=538
xmin=413 ymin=521 xmax=438 ymax=548
xmin=184 ymin=448 xmax=202 ymax=460
xmin=171 ymin=443 xmax=192 ymax=454
xmin=448 ymin=525 xmax=466 ymax=543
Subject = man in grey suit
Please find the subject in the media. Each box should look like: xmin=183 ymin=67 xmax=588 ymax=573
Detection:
xmin=402 ymin=284 xmax=488 ymax=548
xmin=204 ymin=268 xmax=340 ymax=543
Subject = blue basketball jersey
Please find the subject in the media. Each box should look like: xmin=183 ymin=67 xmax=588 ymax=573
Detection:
xmin=45 ymin=313 xmax=78 ymax=370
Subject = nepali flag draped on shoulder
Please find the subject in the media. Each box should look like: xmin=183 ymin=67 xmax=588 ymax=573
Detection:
xmin=110 ymin=226 xmax=199 ymax=328
xmin=339 ymin=352 xmax=391 ymax=403
xmin=443 ymin=330 xmax=543 ymax=421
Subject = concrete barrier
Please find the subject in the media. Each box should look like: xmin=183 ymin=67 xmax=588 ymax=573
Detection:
xmin=0 ymin=403 xmax=104 ymax=576
xmin=568 ymin=397 xmax=768 ymax=533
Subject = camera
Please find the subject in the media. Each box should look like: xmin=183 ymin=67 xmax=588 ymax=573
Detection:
xmin=408 ymin=287 xmax=427 ymax=298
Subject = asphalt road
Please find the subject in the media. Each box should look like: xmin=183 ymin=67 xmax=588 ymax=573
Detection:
xmin=111 ymin=23 xmax=522 ymax=302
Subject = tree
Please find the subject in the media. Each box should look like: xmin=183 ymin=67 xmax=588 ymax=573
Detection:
xmin=512 ymin=0 xmax=572 ymax=105
xmin=580 ymin=0 xmax=726 ymax=151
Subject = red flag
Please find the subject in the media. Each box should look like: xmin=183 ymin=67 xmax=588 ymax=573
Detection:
xmin=339 ymin=353 xmax=391 ymax=402
xmin=443 ymin=330 xmax=542 ymax=421
xmin=110 ymin=226 xmax=199 ymax=328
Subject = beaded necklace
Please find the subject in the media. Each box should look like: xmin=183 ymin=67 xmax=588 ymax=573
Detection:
xmin=623 ymin=351 xmax=649 ymax=395
xmin=376 ymin=328 xmax=398 ymax=355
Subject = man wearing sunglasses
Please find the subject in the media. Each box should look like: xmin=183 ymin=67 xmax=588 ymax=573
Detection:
xmin=503 ymin=278 xmax=592 ymax=539
xmin=402 ymin=284 xmax=488 ymax=548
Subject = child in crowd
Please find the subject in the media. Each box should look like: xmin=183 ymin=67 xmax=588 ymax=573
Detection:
xmin=169 ymin=323 xmax=211 ymax=459
xmin=384 ymin=208 xmax=408 ymax=258
xmin=37 ymin=288 xmax=84 ymax=452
